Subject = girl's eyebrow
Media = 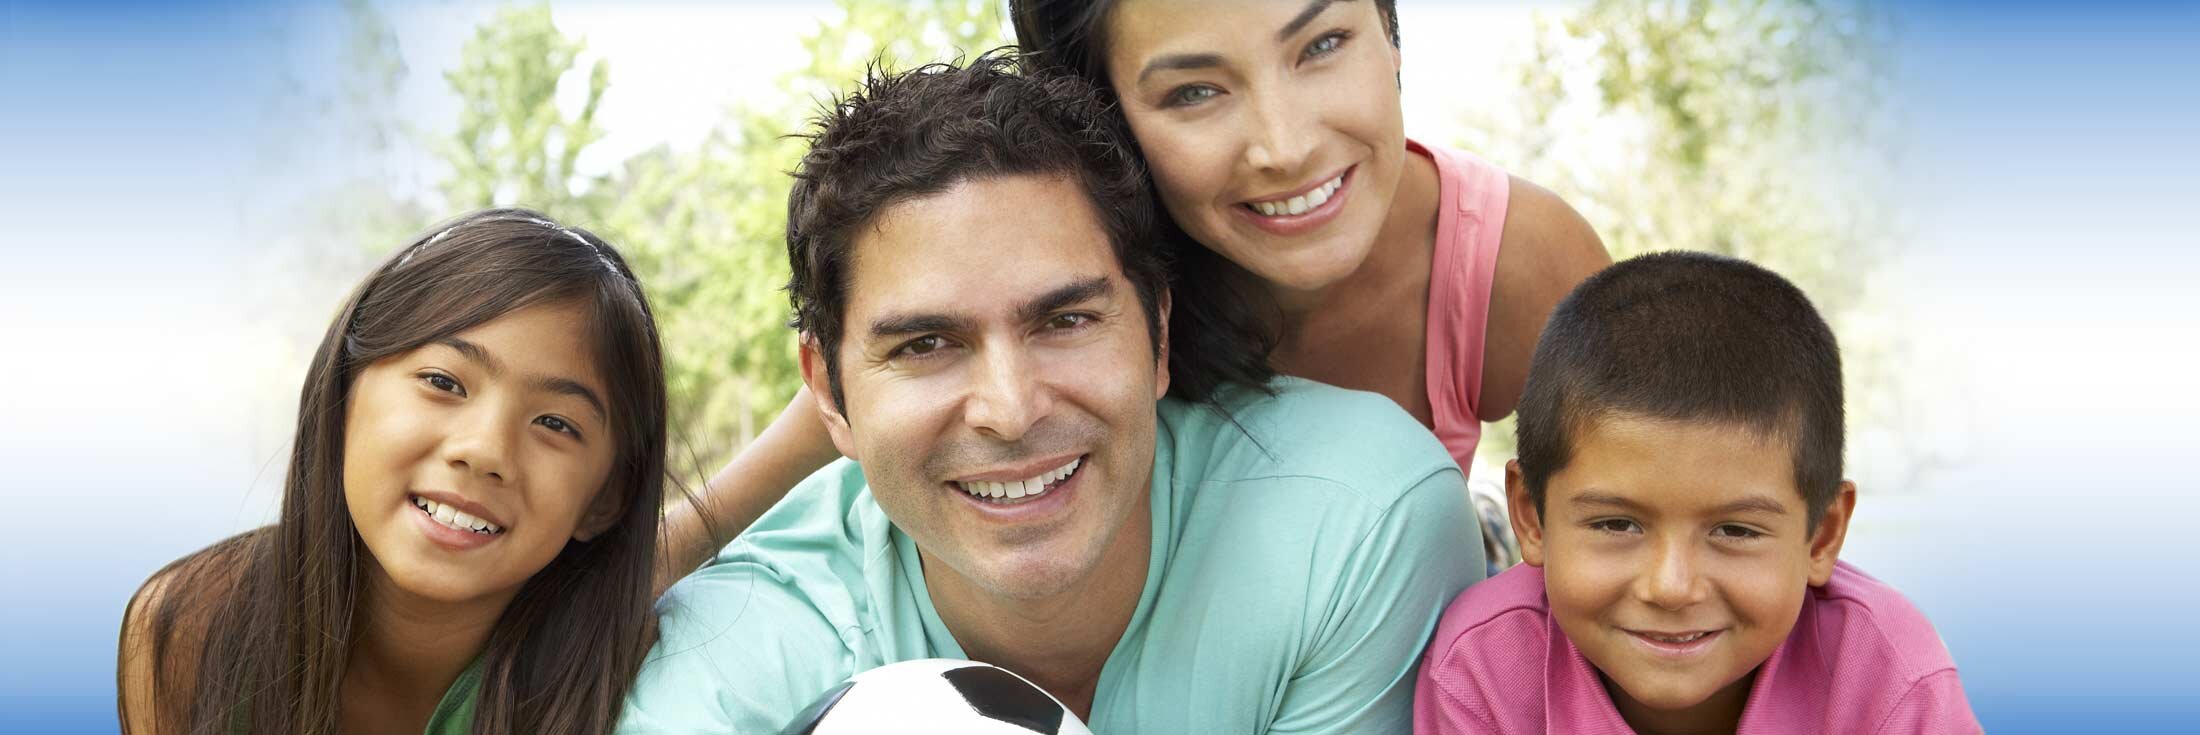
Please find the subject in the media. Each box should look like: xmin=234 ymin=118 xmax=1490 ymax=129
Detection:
xmin=438 ymin=337 xmax=606 ymax=423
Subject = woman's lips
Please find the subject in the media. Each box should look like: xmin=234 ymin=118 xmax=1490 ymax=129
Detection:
xmin=1233 ymin=165 xmax=1355 ymax=237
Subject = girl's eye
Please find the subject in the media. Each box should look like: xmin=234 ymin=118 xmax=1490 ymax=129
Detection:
xmin=892 ymin=335 xmax=948 ymax=359
xmin=1588 ymin=519 xmax=1641 ymax=535
xmin=1164 ymin=84 xmax=1220 ymax=108
xmin=536 ymin=415 xmax=580 ymax=438
xmin=421 ymin=372 xmax=464 ymax=396
xmin=1303 ymin=30 xmax=1350 ymax=60
xmin=1713 ymin=524 xmax=1765 ymax=540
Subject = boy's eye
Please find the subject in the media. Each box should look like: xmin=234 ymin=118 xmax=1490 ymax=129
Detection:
xmin=1164 ymin=84 xmax=1220 ymax=108
xmin=1713 ymin=524 xmax=1764 ymax=540
xmin=1303 ymin=31 xmax=1350 ymax=60
xmin=421 ymin=372 xmax=464 ymax=396
xmin=1588 ymin=519 xmax=1641 ymax=535
xmin=535 ymin=415 xmax=581 ymax=438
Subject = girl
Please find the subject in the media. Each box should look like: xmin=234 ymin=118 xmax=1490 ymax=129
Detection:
xmin=657 ymin=0 xmax=1611 ymax=585
xmin=117 ymin=209 xmax=668 ymax=734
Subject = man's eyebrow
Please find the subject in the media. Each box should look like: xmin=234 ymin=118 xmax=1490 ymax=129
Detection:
xmin=1137 ymin=52 xmax=1224 ymax=84
xmin=436 ymin=337 xmax=503 ymax=376
xmin=1017 ymin=277 xmax=1114 ymax=324
xmin=533 ymin=376 xmax=607 ymax=423
xmin=867 ymin=313 xmax=975 ymax=341
xmin=1278 ymin=0 xmax=1346 ymax=42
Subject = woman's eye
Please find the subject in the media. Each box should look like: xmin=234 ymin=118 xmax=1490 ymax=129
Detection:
xmin=1165 ymin=84 xmax=1220 ymax=108
xmin=1713 ymin=524 xmax=1764 ymax=540
xmin=1303 ymin=31 xmax=1349 ymax=60
xmin=1589 ymin=519 xmax=1641 ymax=535
xmin=536 ymin=415 xmax=580 ymax=438
xmin=421 ymin=373 xmax=464 ymax=396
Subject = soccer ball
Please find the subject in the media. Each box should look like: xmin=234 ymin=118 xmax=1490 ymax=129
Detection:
xmin=780 ymin=659 xmax=1095 ymax=735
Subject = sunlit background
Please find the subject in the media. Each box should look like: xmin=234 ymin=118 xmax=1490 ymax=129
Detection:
xmin=3 ymin=0 xmax=2194 ymax=731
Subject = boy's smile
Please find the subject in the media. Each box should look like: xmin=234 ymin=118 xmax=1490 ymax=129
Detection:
xmin=1510 ymin=412 xmax=1854 ymax=732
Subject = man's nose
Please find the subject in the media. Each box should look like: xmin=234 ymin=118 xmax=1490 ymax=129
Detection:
xmin=962 ymin=345 xmax=1049 ymax=443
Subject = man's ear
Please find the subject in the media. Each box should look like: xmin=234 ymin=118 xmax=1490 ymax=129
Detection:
xmin=1152 ymin=288 xmax=1172 ymax=400
xmin=1507 ymin=460 xmax=1547 ymax=568
xmin=1807 ymin=481 xmax=1858 ymax=586
xmin=573 ymin=481 xmax=624 ymax=542
xmin=799 ymin=333 xmax=860 ymax=460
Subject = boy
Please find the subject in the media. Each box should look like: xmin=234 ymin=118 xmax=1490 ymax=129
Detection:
xmin=1415 ymin=252 xmax=1980 ymax=734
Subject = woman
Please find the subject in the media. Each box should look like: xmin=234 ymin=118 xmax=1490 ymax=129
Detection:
xmin=659 ymin=0 xmax=1608 ymax=587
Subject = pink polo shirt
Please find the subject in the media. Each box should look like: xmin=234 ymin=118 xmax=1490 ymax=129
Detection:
xmin=1415 ymin=562 xmax=1981 ymax=734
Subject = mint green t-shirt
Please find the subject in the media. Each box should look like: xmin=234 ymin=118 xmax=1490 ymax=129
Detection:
xmin=619 ymin=379 xmax=1485 ymax=733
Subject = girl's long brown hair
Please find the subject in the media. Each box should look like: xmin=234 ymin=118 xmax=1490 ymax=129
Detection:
xmin=121 ymin=209 xmax=669 ymax=734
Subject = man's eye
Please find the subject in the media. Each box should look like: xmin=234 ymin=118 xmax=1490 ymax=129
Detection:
xmin=1047 ymin=313 xmax=1093 ymax=331
xmin=421 ymin=373 xmax=464 ymax=396
xmin=893 ymin=336 xmax=946 ymax=359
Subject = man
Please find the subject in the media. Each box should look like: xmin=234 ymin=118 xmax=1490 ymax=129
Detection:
xmin=620 ymin=53 xmax=1483 ymax=733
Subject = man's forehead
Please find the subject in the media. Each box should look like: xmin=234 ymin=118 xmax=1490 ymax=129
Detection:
xmin=844 ymin=175 xmax=1128 ymax=323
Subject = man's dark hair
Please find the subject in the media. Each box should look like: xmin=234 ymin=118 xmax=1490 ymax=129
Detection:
xmin=786 ymin=49 xmax=1274 ymax=413
xmin=1515 ymin=251 xmax=1846 ymax=525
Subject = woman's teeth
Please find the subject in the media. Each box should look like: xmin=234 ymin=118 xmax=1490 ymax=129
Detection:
xmin=958 ymin=457 xmax=1080 ymax=504
xmin=1246 ymin=174 xmax=1344 ymax=217
xmin=412 ymin=496 xmax=504 ymax=535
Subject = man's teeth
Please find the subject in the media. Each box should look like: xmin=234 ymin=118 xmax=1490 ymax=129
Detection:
xmin=1247 ymin=174 xmax=1344 ymax=217
xmin=412 ymin=496 xmax=504 ymax=535
xmin=959 ymin=457 xmax=1080 ymax=503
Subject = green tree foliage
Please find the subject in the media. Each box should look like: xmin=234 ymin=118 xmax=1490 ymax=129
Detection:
xmin=1460 ymin=0 xmax=1901 ymax=461
xmin=421 ymin=1 xmax=1008 ymax=476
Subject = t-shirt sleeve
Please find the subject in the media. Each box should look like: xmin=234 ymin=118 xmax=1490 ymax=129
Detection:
xmin=1875 ymin=669 xmax=1983 ymax=735
xmin=617 ymin=562 xmax=855 ymax=734
xmin=1266 ymin=467 xmax=1487 ymax=734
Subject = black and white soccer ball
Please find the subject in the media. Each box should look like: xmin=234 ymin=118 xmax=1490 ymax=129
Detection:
xmin=780 ymin=659 xmax=1095 ymax=735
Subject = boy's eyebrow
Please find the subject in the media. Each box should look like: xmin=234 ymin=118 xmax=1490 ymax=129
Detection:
xmin=440 ymin=337 xmax=606 ymax=423
xmin=1570 ymin=491 xmax=1794 ymax=517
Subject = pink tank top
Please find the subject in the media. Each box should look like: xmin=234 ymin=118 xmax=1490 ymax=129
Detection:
xmin=1415 ymin=139 xmax=1511 ymax=470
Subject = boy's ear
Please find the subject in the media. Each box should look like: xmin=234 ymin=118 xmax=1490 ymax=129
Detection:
xmin=799 ymin=333 xmax=860 ymax=460
xmin=573 ymin=481 xmax=624 ymax=542
xmin=1507 ymin=460 xmax=1547 ymax=568
xmin=1151 ymin=288 xmax=1172 ymax=400
xmin=1807 ymin=481 xmax=1858 ymax=586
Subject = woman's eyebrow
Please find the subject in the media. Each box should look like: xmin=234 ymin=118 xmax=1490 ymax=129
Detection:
xmin=1277 ymin=0 xmax=1349 ymax=42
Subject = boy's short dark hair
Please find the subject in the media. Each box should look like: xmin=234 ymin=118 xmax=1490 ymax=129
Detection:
xmin=1515 ymin=251 xmax=1845 ymax=524
xmin=786 ymin=49 xmax=1272 ymax=414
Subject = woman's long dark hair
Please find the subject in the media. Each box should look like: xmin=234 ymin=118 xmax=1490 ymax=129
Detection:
xmin=122 ymin=209 xmax=668 ymax=734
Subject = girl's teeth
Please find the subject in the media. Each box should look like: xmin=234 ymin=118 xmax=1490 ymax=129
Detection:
xmin=412 ymin=496 xmax=504 ymax=535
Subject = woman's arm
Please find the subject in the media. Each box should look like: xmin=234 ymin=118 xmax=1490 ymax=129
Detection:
xmin=654 ymin=386 xmax=842 ymax=596
xmin=1478 ymin=177 xmax=1613 ymax=421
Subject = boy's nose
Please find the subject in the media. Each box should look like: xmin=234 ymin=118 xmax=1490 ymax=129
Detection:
xmin=1638 ymin=540 xmax=1709 ymax=610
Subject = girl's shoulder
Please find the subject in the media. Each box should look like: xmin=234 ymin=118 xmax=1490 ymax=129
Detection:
xmin=118 ymin=529 xmax=269 ymax=734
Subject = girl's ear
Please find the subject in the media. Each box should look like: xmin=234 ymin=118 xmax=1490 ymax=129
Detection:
xmin=573 ymin=481 xmax=624 ymax=542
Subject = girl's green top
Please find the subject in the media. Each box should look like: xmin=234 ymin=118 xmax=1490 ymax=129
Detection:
xmin=422 ymin=656 xmax=484 ymax=734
